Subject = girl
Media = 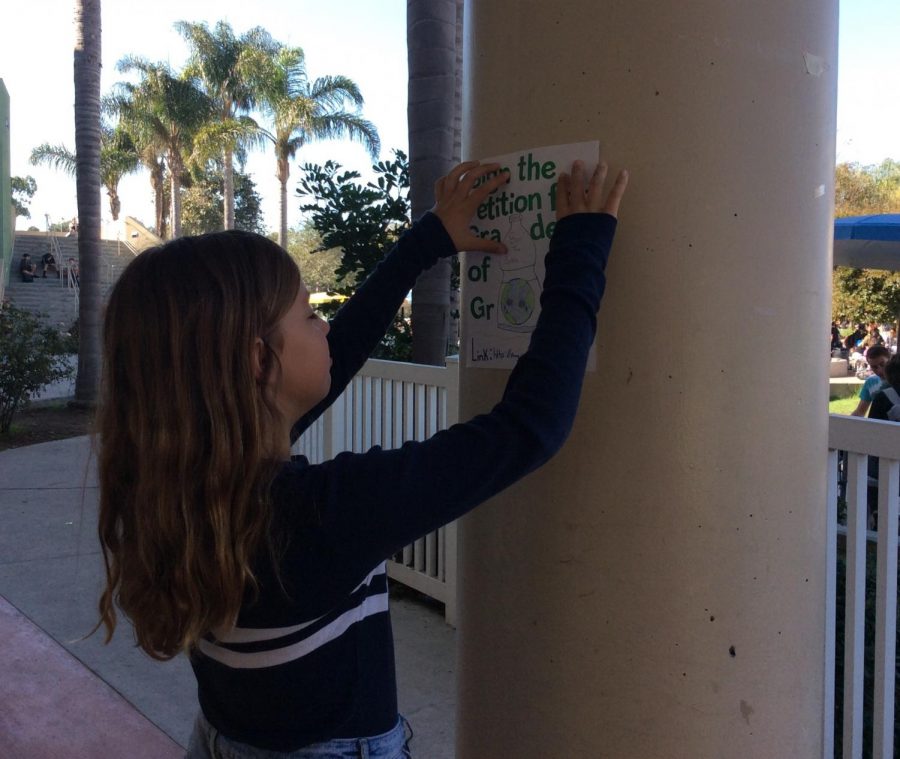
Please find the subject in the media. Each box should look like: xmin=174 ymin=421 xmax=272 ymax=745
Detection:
xmin=96 ymin=159 xmax=627 ymax=758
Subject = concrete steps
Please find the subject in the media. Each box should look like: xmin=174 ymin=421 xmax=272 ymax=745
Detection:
xmin=6 ymin=233 xmax=136 ymax=329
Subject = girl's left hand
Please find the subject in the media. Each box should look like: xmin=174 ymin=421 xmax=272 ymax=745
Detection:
xmin=431 ymin=161 xmax=510 ymax=255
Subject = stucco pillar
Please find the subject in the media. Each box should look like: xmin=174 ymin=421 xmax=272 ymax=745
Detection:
xmin=456 ymin=2 xmax=837 ymax=757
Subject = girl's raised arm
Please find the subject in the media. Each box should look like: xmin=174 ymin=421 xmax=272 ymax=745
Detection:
xmin=291 ymin=163 xmax=513 ymax=442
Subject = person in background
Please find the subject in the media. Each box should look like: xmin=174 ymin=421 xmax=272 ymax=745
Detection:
xmin=868 ymin=352 xmax=900 ymax=422
xmin=862 ymin=322 xmax=884 ymax=350
xmin=831 ymin=322 xmax=843 ymax=353
xmin=41 ymin=250 xmax=59 ymax=278
xmin=851 ymin=344 xmax=891 ymax=417
xmin=844 ymin=323 xmax=866 ymax=352
xmin=19 ymin=253 xmax=36 ymax=282
xmin=882 ymin=325 xmax=895 ymax=352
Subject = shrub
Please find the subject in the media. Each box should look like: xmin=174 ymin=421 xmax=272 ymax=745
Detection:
xmin=64 ymin=317 xmax=80 ymax=354
xmin=297 ymin=150 xmax=413 ymax=361
xmin=0 ymin=303 xmax=75 ymax=434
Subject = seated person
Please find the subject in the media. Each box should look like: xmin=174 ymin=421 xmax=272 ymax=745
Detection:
xmin=41 ymin=251 xmax=59 ymax=278
xmin=849 ymin=345 xmax=867 ymax=377
xmin=869 ymin=353 xmax=900 ymax=422
xmin=831 ymin=322 xmax=843 ymax=353
xmin=19 ymin=254 xmax=36 ymax=282
xmin=851 ymin=345 xmax=890 ymax=417
xmin=862 ymin=322 xmax=884 ymax=350
xmin=844 ymin=323 xmax=866 ymax=352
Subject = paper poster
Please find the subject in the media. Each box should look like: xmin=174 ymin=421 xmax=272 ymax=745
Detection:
xmin=462 ymin=140 xmax=600 ymax=369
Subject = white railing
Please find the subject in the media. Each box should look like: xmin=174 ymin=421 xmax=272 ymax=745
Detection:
xmin=827 ymin=414 xmax=900 ymax=758
xmin=292 ymin=357 xmax=461 ymax=625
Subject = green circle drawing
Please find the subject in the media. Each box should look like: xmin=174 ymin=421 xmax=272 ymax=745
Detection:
xmin=499 ymin=278 xmax=536 ymax=326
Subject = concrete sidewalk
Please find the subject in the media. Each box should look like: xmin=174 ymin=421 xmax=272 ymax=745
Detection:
xmin=0 ymin=436 xmax=456 ymax=757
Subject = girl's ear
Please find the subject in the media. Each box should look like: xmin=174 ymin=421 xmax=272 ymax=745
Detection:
xmin=251 ymin=337 xmax=267 ymax=383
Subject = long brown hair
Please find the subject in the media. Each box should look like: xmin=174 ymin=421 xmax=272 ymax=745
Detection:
xmin=96 ymin=230 xmax=300 ymax=660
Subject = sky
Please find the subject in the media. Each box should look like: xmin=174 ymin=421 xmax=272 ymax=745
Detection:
xmin=0 ymin=0 xmax=408 ymax=232
xmin=1 ymin=0 xmax=898 ymax=233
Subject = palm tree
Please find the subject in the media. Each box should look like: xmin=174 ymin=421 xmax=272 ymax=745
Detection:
xmin=407 ymin=0 xmax=464 ymax=365
xmin=255 ymin=45 xmax=380 ymax=249
xmin=175 ymin=20 xmax=278 ymax=230
xmin=140 ymin=144 xmax=168 ymax=238
xmin=73 ymin=0 xmax=102 ymax=403
xmin=102 ymin=91 xmax=168 ymax=235
xmin=30 ymin=126 xmax=140 ymax=221
xmin=111 ymin=57 xmax=212 ymax=238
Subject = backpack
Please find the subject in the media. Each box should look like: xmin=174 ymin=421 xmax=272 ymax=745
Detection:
xmin=882 ymin=387 xmax=900 ymax=422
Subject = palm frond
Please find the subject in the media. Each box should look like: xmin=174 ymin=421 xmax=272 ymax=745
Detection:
xmin=29 ymin=143 xmax=77 ymax=175
xmin=309 ymin=76 xmax=364 ymax=109
xmin=304 ymin=112 xmax=380 ymax=159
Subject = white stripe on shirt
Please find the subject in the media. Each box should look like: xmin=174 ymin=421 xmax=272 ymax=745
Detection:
xmin=211 ymin=562 xmax=386 ymax=645
xmin=198 ymin=563 xmax=388 ymax=669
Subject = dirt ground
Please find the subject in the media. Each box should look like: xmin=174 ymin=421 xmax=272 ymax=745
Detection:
xmin=0 ymin=403 xmax=95 ymax=452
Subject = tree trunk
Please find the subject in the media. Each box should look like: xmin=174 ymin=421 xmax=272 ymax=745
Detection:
xmin=407 ymin=0 xmax=461 ymax=365
xmin=223 ymin=145 xmax=235 ymax=229
xmin=107 ymin=186 xmax=120 ymax=221
xmin=151 ymin=160 xmax=167 ymax=239
xmin=73 ymin=0 xmax=103 ymax=404
xmin=169 ymin=152 xmax=182 ymax=239
xmin=278 ymin=154 xmax=289 ymax=250
xmin=448 ymin=0 xmax=464 ymax=352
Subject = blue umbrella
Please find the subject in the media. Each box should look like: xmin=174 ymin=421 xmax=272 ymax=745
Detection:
xmin=834 ymin=214 xmax=900 ymax=271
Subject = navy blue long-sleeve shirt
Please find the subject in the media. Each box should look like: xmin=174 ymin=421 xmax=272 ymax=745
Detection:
xmin=190 ymin=210 xmax=617 ymax=751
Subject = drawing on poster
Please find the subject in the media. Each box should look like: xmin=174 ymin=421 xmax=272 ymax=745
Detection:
xmin=497 ymin=214 xmax=541 ymax=333
xmin=463 ymin=140 xmax=600 ymax=368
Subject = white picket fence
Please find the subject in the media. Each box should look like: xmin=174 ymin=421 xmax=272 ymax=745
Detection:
xmin=292 ymin=357 xmax=460 ymax=625
xmin=827 ymin=414 xmax=900 ymax=758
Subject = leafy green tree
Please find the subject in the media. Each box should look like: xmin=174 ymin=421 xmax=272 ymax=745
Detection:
xmin=298 ymin=151 xmax=411 ymax=360
xmin=254 ymin=44 xmax=380 ymax=249
xmin=835 ymin=160 xmax=900 ymax=217
xmin=111 ymin=57 xmax=213 ymax=238
xmin=11 ymin=176 xmax=37 ymax=219
xmin=30 ymin=126 xmax=140 ymax=221
xmin=271 ymin=223 xmax=342 ymax=293
xmin=0 ymin=303 xmax=75 ymax=434
xmin=833 ymin=160 xmax=900 ymax=327
xmin=181 ymin=167 xmax=266 ymax=236
xmin=175 ymin=20 xmax=277 ymax=230
xmin=833 ymin=267 xmax=900 ymax=325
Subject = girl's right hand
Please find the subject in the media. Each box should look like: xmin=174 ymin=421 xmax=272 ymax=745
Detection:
xmin=432 ymin=161 xmax=511 ymax=255
xmin=556 ymin=161 xmax=629 ymax=221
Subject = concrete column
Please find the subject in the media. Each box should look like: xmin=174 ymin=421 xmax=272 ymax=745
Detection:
xmin=456 ymin=2 xmax=837 ymax=757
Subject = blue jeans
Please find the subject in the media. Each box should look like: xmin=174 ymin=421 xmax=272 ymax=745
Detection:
xmin=185 ymin=711 xmax=413 ymax=759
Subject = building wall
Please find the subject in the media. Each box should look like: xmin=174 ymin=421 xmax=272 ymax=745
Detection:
xmin=0 ymin=79 xmax=11 ymax=302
